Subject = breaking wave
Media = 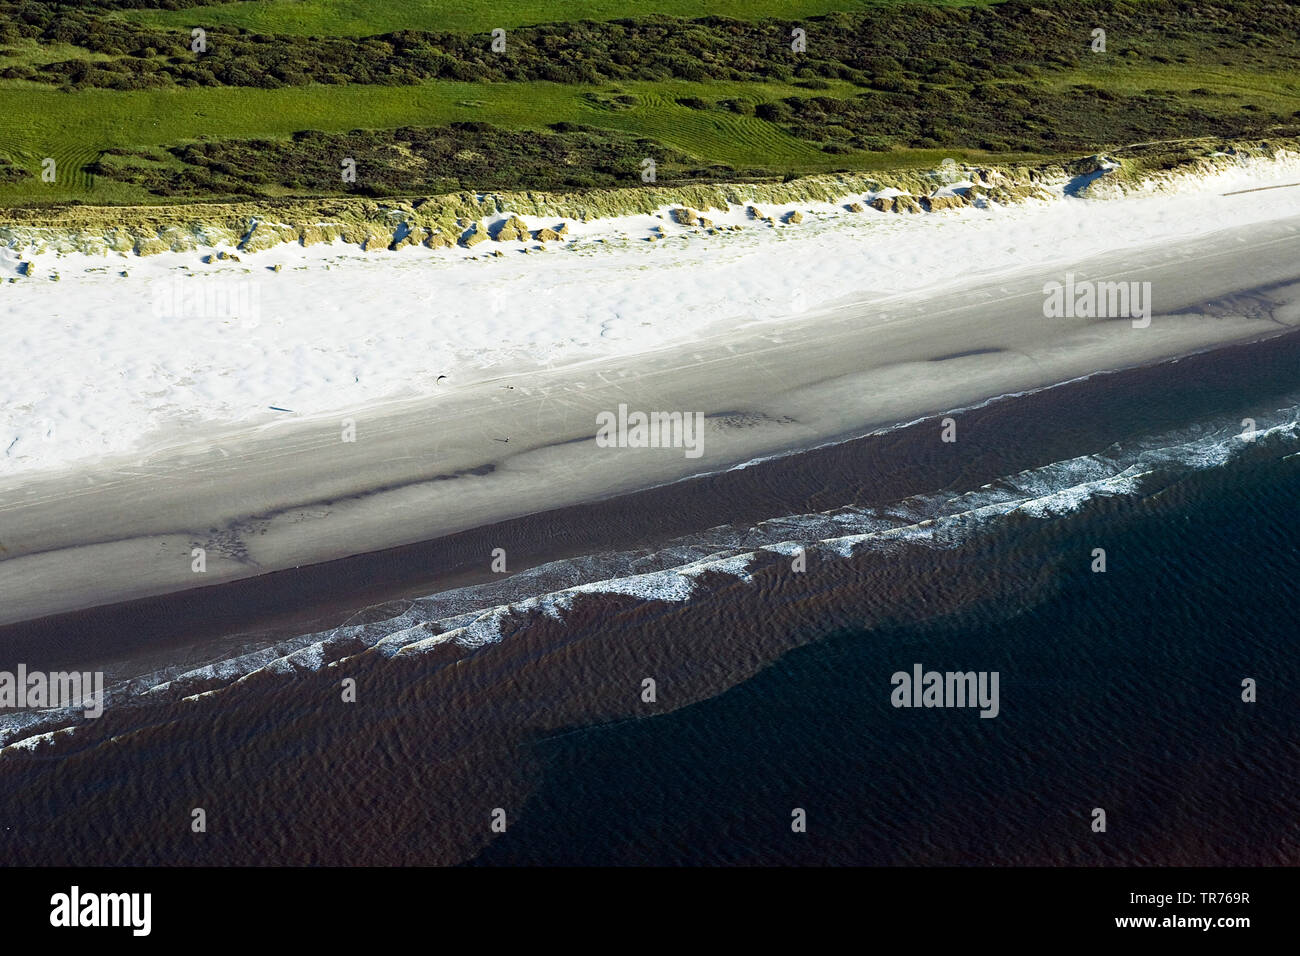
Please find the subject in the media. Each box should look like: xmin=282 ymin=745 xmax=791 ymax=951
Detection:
xmin=3 ymin=392 xmax=1297 ymax=751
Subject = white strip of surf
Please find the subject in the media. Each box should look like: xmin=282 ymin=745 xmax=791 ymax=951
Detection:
xmin=4 ymin=395 xmax=1296 ymax=752
xmin=2 ymin=153 xmax=1298 ymax=478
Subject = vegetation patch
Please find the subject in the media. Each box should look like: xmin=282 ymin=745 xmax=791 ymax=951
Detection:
xmin=87 ymin=121 xmax=746 ymax=199
xmin=759 ymin=84 xmax=1299 ymax=153
xmin=2 ymin=1 xmax=1295 ymax=92
xmin=0 ymin=0 xmax=1295 ymax=207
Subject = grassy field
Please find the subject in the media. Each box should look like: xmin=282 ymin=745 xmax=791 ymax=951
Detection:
xmin=0 ymin=0 xmax=1294 ymax=207
xmin=0 ymin=77 xmax=1033 ymax=205
xmin=1049 ymin=64 xmax=1300 ymax=107
xmin=127 ymin=0 xmax=992 ymax=37
xmin=2 ymin=59 xmax=1295 ymax=205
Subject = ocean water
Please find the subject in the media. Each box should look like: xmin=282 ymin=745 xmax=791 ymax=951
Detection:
xmin=471 ymin=451 xmax=1300 ymax=866
xmin=0 ymin=333 xmax=1296 ymax=865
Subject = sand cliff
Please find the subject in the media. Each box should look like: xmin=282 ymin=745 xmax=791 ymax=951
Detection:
xmin=1 ymin=136 xmax=1294 ymax=259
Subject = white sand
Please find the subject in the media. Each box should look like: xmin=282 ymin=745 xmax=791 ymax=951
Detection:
xmin=1 ymin=199 xmax=1298 ymax=623
xmin=2 ymin=154 xmax=1299 ymax=479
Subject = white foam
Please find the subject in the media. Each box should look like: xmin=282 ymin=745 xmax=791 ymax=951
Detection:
xmin=2 ymin=393 xmax=1294 ymax=747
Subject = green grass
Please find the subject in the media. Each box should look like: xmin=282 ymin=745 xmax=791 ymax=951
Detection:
xmin=126 ymin=0 xmax=993 ymax=38
xmin=0 ymin=0 xmax=1291 ymax=209
xmin=0 ymin=77 xmax=1032 ymax=205
xmin=0 ymin=39 xmax=120 ymax=69
xmin=3 ymin=60 xmax=1291 ymax=206
xmin=1051 ymin=64 xmax=1300 ymax=106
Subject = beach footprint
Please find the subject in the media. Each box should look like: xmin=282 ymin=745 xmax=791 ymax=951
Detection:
xmin=599 ymin=318 xmax=628 ymax=340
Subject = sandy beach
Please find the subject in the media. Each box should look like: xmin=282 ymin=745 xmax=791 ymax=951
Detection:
xmin=1 ymin=195 xmax=1298 ymax=625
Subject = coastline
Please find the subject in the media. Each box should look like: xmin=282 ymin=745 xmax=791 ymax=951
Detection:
xmin=1 ymin=143 xmax=1298 ymax=627
xmin=2 ymin=210 xmax=1298 ymax=627
xmin=3 ymin=322 xmax=1297 ymax=865
xmin=3 ymin=0 xmax=1299 ymax=879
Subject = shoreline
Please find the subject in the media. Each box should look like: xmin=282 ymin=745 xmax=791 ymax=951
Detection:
xmin=5 ymin=334 xmax=1294 ymax=864
xmin=1 ymin=150 xmax=1298 ymax=629
xmin=2 ymin=321 xmax=1298 ymax=757
xmin=2 ymin=216 xmax=1298 ymax=628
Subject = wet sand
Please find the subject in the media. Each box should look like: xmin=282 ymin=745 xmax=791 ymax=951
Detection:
xmin=4 ymin=322 xmax=1299 ymax=679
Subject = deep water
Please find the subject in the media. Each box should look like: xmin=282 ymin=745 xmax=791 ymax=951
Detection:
xmin=471 ymin=454 xmax=1299 ymax=865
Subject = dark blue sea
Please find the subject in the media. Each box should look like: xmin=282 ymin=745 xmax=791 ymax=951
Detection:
xmin=472 ymin=453 xmax=1299 ymax=865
